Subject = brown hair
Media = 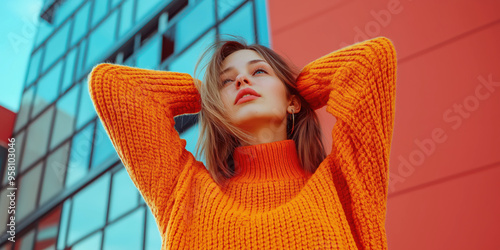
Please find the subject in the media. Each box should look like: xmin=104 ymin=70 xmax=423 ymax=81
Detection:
xmin=193 ymin=36 xmax=326 ymax=187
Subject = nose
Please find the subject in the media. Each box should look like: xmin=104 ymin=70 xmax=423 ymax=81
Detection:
xmin=235 ymin=74 xmax=251 ymax=89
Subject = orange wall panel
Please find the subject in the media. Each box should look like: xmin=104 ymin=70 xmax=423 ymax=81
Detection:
xmin=0 ymin=106 xmax=16 ymax=148
xmin=268 ymin=0 xmax=500 ymax=249
xmin=387 ymin=162 xmax=500 ymax=249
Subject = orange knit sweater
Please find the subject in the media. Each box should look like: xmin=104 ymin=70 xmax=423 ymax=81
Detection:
xmin=88 ymin=36 xmax=397 ymax=249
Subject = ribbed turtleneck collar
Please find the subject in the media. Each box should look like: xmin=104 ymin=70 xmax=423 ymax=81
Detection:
xmin=231 ymin=139 xmax=308 ymax=182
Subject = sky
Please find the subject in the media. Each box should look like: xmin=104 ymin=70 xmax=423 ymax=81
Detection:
xmin=0 ymin=0 xmax=43 ymax=113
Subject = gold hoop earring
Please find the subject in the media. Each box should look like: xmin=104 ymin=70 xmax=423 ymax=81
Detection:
xmin=291 ymin=108 xmax=295 ymax=134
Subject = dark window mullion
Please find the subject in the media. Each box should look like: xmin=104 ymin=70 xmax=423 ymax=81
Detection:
xmin=59 ymin=17 xmax=75 ymax=97
xmin=99 ymin=171 xmax=113 ymax=250
xmin=35 ymin=103 xmax=57 ymax=210
xmin=73 ymin=78 xmax=85 ymax=136
xmin=31 ymin=220 xmax=40 ymax=250
xmin=88 ymin=118 xmax=98 ymax=171
xmin=115 ymin=1 xmax=122 ymax=42
xmin=16 ymin=80 xmax=40 ymax=173
xmin=214 ymin=0 xmax=220 ymax=43
xmin=142 ymin=204 xmax=147 ymax=250
xmin=251 ymin=0 xmax=258 ymax=44
xmin=63 ymin=198 xmax=73 ymax=248
xmin=131 ymin=0 xmax=137 ymax=25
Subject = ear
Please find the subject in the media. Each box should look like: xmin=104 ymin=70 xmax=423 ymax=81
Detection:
xmin=288 ymin=95 xmax=302 ymax=114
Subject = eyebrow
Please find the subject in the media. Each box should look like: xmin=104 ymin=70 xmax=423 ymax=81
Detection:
xmin=220 ymin=59 xmax=267 ymax=76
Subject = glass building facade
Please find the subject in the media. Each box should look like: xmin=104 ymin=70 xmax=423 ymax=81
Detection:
xmin=0 ymin=0 xmax=270 ymax=248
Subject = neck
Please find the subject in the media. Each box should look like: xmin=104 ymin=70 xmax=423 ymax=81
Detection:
xmin=239 ymin=119 xmax=288 ymax=146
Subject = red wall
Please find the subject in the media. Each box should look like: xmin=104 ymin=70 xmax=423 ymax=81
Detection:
xmin=268 ymin=0 xmax=500 ymax=249
xmin=0 ymin=106 xmax=16 ymax=148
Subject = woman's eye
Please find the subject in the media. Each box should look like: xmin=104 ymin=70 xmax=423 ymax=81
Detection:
xmin=254 ymin=69 xmax=266 ymax=75
xmin=222 ymin=69 xmax=265 ymax=85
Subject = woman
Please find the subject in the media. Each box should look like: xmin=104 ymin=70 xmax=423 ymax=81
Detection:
xmin=88 ymin=36 xmax=397 ymax=249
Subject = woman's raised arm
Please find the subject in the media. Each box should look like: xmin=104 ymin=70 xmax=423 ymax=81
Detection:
xmin=87 ymin=63 xmax=203 ymax=220
xmin=295 ymin=36 xmax=397 ymax=248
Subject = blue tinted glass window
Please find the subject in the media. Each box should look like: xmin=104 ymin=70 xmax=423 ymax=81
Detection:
xmin=217 ymin=0 xmax=244 ymax=20
xmin=50 ymin=84 xmax=80 ymax=149
xmin=118 ymin=0 xmax=134 ymax=38
xmin=91 ymin=119 xmax=119 ymax=169
xmin=104 ymin=207 xmax=144 ymax=249
xmin=43 ymin=21 xmax=71 ymax=71
xmin=61 ymin=48 xmax=78 ymax=93
xmin=56 ymin=199 xmax=71 ymax=250
xmin=68 ymin=173 xmax=110 ymax=245
xmin=14 ymin=87 xmax=35 ymax=132
xmin=136 ymin=0 xmax=167 ymax=21
xmin=54 ymin=0 xmax=84 ymax=25
xmin=180 ymin=122 xmax=205 ymax=164
xmin=91 ymin=0 xmax=109 ymax=27
xmin=22 ymin=107 xmax=54 ymax=171
xmin=109 ymin=167 xmax=139 ymax=221
xmin=27 ymin=48 xmax=43 ymax=85
xmin=72 ymin=231 xmax=102 ymax=250
xmin=76 ymin=80 xmax=96 ymax=129
xmin=66 ymin=122 xmax=93 ymax=188
xmin=17 ymin=161 xmax=43 ymax=221
xmin=255 ymin=0 xmax=270 ymax=47
xmin=71 ymin=1 xmax=90 ymax=46
xmin=87 ymin=11 xmax=118 ymax=69
xmin=175 ymin=0 xmax=214 ymax=54
xmin=170 ymin=28 xmax=215 ymax=77
xmin=219 ymin=2 xmax=255 ymax=44
xmin=35 ymin=20 xmax=54 ymax=46
xmin=145 ymin=207 xmax=161 ymax=250
xmin=136 ymin=35 xmax=160 ymax=69
xmin=32 ymin=60 xmax=63 ymax=117
xmin=40 ymin=142 xmax=69 ymax=205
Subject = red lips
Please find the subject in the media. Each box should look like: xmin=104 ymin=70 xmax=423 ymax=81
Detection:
xmin=234 ymin=88 xmax=261 ymax=105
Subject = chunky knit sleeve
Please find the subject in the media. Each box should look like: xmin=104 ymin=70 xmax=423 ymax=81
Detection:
xmin=295 ymin=37 xmax=397 ymax=248
xmin=87 ymin=63 xmax=202 ymax=218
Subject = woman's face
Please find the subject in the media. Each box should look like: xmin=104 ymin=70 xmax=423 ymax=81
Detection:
xmin=219 ymin=49 xmax=291 ymax=135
